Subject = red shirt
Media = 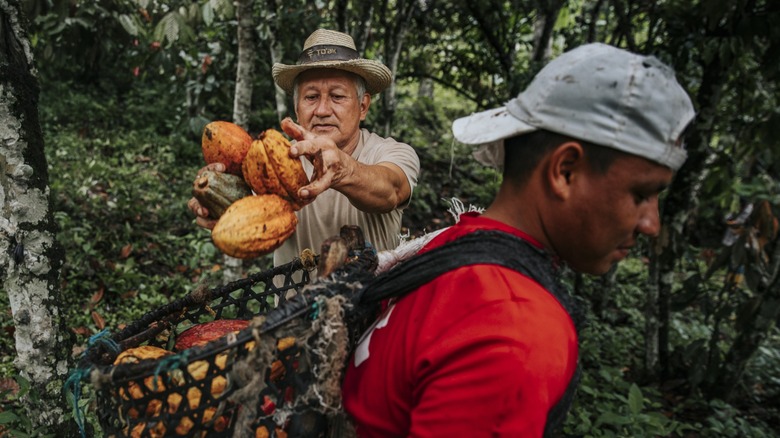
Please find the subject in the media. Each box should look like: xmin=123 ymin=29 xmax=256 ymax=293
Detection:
xmin=341 ymin=213 xmax=579 ymax=437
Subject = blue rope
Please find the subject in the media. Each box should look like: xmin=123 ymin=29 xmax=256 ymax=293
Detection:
xmin=64 ymin=329 xmax=117 ymax=438
xmin=64 ymin=367 xmax=91 ymax=438
xmin=84 ymin=329 xmax=120 ymax=357
xmin=309 ymin=301 xmax=321 ymax=320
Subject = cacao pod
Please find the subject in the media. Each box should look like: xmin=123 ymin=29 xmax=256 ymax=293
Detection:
xmin=114 ymin=346 xmax=173 ymax=402
xmin=260 ymin=128 xmax=310 ymax=210
xmin=211 ymin=194 xmax=298 ymax=259
xmin=202 ymin=121 xmax=253 ymax=175
xmin=242 ymin=139 xmax=286 ymax=197
xmin=174 ymin=319 xmax=251 ymax=351
xmin=192 ymin=170 xmax=253 ymax=219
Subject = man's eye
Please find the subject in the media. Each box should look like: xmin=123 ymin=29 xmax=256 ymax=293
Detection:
xmin=634 ymin=192 xmax=654 ymax=204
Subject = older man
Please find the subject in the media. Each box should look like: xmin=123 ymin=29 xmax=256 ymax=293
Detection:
xmin=191 ymin=29 xmax=420 ymax=270
xmin=342 ymin=43 xmax=695 ymax=437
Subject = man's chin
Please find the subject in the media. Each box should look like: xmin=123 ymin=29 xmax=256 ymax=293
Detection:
xmin=311 ymin=125 xmax=338 ymax=135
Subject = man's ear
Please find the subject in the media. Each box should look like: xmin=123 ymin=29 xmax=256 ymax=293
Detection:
xmin=359 ymin=93 xmax=371 ymax=121
xmin=546 ymin=141 xmax=585 ymax=200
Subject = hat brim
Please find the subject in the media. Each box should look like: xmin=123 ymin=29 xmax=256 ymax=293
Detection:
xmin=272 ymin=60 xmax=392 ymax=95
xmin=452 ymin=106 xmax=538 ymax=169
xmin=452 ymin=106 xmax=537 ymax=145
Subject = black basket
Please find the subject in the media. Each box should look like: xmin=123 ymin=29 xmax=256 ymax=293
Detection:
xmin=75 ymin=234 xmax=380 ymax=438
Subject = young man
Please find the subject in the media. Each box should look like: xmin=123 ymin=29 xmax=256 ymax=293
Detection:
xmin=341 ymin=43 xmax=695 ymax=437
xmin=190 ymin=29 xmax=420 ymax=268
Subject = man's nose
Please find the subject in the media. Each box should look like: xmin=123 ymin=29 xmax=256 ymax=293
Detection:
xmin=313 ymin=97 xmax=332 ymax=116
xmin=637 ymin=199 xmax=661 ymax=237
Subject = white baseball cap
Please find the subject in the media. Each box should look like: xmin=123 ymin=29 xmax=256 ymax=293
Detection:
xmin=452 ymin=43 xmax=695 ymax=171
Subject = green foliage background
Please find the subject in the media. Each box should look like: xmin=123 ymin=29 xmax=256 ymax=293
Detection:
xmin=1 ymin=0 xmax=779 ymax=436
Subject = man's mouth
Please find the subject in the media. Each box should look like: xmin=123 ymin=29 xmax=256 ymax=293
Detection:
xmin=312 ymin=123 xmax=336 ymax=130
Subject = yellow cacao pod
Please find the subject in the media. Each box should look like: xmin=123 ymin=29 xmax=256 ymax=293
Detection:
xmin=211 ymin=194 xmax=297 ymax=259
xmin=202 ymin=121 xmax=253 ymax=176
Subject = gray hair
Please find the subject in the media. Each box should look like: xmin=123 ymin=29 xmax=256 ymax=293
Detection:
xmin=292 ymin=72 xmax=367 ymax=111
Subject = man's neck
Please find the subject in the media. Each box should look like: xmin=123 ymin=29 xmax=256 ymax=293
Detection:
xmin=339 ymin=129 xmax=362 ymax=156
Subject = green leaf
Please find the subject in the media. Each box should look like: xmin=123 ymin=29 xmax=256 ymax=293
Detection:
xmin=117 ymin=14 xmax=138 ymax=37
xmin=202 ymin=2 xmax=214 ymax=26
xmin=0 ymin=411 xmax=19 ymax=424
xmin=597 ymin=411 xmax=632 ymax=426
xmin=628 ymin=383 xmax=644 ymax=416
xmin=15 ymin=375 xmax=30 ymax=399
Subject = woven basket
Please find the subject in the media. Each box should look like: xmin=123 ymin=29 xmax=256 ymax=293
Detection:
xmin=75 ymin=229 xmax=379 ymax=438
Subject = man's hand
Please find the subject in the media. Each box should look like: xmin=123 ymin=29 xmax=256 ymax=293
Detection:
xmin=283 ymin=120 xmax=356 ymax=200
xmin=280 ymin=117 xmax=411 ymax=214
xmin=187 ymin=162 xmax=224 ymax=230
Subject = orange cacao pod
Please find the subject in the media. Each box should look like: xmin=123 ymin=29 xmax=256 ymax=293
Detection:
xmin=242 ymin=139 xmax=285 ymax=196
xmin=202 ymin=121 xmax=253 ymax=175
xmin=211 ymin=194 xmax=298 ymax=259
xmin=260 ymin=128 xmax=310 ymax=210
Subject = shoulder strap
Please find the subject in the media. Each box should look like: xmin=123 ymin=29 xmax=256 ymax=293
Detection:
xmin=359 ymin=230 xmax=577 ymax=321
xmin=357 ymin=229 xmax=582 ymax=438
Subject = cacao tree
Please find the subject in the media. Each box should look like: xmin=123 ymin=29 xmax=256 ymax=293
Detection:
xmin=0 ymin=0 xmax=75 ymax=433
xmin=222 ymin=0 xmax=256 ymax=283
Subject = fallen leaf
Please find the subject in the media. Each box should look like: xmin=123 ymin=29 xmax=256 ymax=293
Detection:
xmin=89 ymin=287 xmax=105 ymax=309
xmin=120 ymin=244 xmax=133 ymax=259
xmin=91 ymin=311 xmax=106 ymax=330
xmin=0 ymin=378 xmax=20 ymax=396
xmin=71 ymin=326 xmax=93 ymax=337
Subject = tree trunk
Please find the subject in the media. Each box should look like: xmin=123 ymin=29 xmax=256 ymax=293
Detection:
xmin=532 ymin=0 xmax=566 ymax=62
xmin=353 ymin=2 xmax=375 ymax=56
xmin=263 ymin=0 xmax=288 ymax=121
xmin=644 ymin=242 xmax=661 ymax=374
xmin=223 ymin=0 xmax=257 ymax=283
xmin=233 ymin=0 xmax=255 ymax=130
xmin=655 ymin=54 xmax=723 ymax=380
xmin=380 ymin=0 xmax=418 ymax=136
xmin=0 ymin=0 xmax=74 ymax=433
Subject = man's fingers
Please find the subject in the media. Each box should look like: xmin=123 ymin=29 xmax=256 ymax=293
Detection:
xmin=195 ymin=216 xmax=217 ymax=230
xmin=280 ymin=117 xmax=312 ymax=141
xmin=299 ymin=173 xmax=333 ymax=198
xmin=188 ymin=197 xmax=210 ymax=219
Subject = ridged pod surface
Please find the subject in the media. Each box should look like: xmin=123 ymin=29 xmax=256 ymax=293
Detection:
xmin=211 ymin=194 xmax=298 ymax=259
xmin=242 ymin=139 xmax=285 ymax=196
xmin=191 ymin=170 xmax=252 ymax=219
xmin=202 ymin=121 xmax=253 ymax=175
xmin=260 ymin=128 xmax=310 ymax=210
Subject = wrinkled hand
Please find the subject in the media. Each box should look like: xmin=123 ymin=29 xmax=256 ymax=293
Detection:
xmin=281 ymin=118 xmax=356 ymax=199
xmin=187 ymin=162 xmax=224 ymax=230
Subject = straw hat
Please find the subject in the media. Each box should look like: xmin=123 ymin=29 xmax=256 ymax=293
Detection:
xmin=272 ymin=29 xmax=392 ymax=95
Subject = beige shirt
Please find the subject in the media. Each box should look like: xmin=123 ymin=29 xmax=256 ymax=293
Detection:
xmin=273 ymin=129 xmax=420 ymax=270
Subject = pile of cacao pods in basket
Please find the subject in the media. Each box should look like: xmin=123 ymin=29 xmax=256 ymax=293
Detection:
xmin=71 ymin=225 xmax=380 ymax=438
xmin=193 ymin=119 xmax=309 ymax=259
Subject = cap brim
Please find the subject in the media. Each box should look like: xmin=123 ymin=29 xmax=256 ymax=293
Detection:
xmin=452 ymin=106 xmax=536 ymax=145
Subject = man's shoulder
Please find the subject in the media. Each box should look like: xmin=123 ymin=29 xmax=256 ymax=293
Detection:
xmin=360 ymin=128 xmax=409 ymax=148
xmin=358 ymin=129 xmax=420 ymax=171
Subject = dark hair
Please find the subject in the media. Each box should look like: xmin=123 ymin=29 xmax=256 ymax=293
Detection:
xmin=502 ymin=130 xmax=623 ymax=184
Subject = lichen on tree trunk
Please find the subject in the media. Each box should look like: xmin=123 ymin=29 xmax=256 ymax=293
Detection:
xmin=0 ymin=0 xmax=74 ymax=433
